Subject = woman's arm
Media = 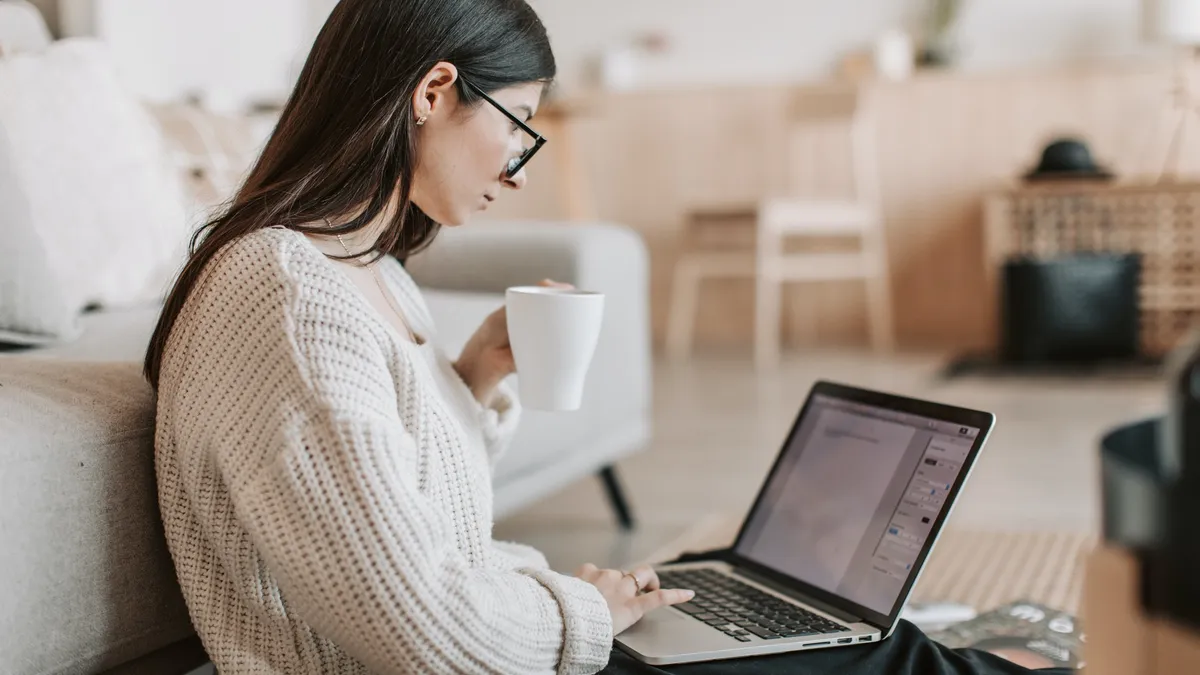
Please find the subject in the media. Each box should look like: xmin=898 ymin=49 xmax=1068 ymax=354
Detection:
xmin=447 ymin=365 xmax=522 ymax=469
xmin=492 ymin=539 xmax=551 ymax=571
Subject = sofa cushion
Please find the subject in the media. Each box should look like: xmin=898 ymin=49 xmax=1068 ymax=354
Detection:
xmin=0 ymin=360 xmax=195 ymax=674
xmin=0 ymin=39 xmax=191 ymax=344
xmin=2 ymin=304 xmax=162 ymax=362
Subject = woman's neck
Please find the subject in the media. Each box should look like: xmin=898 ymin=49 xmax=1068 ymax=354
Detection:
xmin=305 ymin=201 xmax=398 ymax=261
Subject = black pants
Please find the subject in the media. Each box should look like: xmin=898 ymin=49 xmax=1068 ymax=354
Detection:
xmin=602 ymin=620 xmax=1071 ymax=674
xmin=602 ymin=548 xmax=1073 ymax=675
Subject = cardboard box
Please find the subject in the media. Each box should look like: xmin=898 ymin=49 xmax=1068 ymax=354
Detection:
xmin=1083 ymin=545 xmax=1200 ymax=674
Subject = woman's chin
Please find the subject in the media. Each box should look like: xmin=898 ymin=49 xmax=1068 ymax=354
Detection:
xmin=433 ymin=210 xmax=471 ymax=227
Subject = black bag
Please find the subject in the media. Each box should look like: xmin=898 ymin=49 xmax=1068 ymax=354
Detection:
xmin=1000 ymin=252 xmax=1141 ymax=364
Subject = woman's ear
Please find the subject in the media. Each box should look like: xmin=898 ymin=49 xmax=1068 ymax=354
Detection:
xmin=411 ymin=62 xmax=460 ymax=124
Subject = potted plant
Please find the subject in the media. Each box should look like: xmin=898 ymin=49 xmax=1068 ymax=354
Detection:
xmin=917 ymin=0 xmax=964 ymax=67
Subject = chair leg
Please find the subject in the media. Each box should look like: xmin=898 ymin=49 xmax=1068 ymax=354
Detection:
xmin=754 ymin=271 xmax=782 ymax=369
xmin=599 ymin=465 xmax=636 ymax=530
xmin=865 ymin=264 xmax=894 ymax=353
xmin=665 ymin=258 xmax=701 ymax=363
xmin=797 ymin=286 xmax=819 ymax=347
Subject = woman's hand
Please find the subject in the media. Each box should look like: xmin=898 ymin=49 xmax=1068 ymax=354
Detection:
xmin=453 ymin=279 xmax=572 ymax=405
xmin=575 ymin=563 xmax=695 ymax=636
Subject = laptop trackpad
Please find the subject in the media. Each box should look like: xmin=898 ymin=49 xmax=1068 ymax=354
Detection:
xmin=617 ymin=608 xmax=729 ymax=659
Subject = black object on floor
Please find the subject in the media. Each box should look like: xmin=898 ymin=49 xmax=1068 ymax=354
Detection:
xmin=1102 ymin=417 xmax=1200 ymax=634
xmin=939 ymin=351 xmax=1163 ymax=380
xmin=999 ymin=253 xmax=1141 ymax=365
xmin=0 ymin=342 xmax=37 ymax=353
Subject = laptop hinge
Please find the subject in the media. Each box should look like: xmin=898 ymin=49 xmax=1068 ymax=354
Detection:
xmin=733 ymin=567 xmax=864 ymax=624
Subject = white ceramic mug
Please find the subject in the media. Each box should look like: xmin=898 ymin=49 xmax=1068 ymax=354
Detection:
xmin=505 ymin=286 xmax=605 ymax=411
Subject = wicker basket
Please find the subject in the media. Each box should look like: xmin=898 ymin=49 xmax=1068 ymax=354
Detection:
xmin=984 ymin=181 xmax=1200 ymax=357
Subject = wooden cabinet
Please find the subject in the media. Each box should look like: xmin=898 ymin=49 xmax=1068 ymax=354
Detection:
xmin=984 ymin=181 xmax=1200 ymax=356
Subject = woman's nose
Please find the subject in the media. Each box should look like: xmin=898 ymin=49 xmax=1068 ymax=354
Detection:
xmin=502 ymin=166 xmax=527 ymax=191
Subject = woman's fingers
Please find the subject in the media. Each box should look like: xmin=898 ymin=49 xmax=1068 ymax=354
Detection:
xmin=635 ymin=588 xmax=695 ymax=615
xmin=576 ymin=562 xmax=599 ymax=578
xmin=537 ymin=278 xmax=574 ymax=289
xmin=628 ymin=565 xmax=661 ymax=594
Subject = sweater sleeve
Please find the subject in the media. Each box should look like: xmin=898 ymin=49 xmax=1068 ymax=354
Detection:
xmin=444 ymin=361 xmax=522 ymax=469
xmin=204 ymin=248 xmax=612 ymax=674
xmin=492 ymin=539 xmax=551 ymax=571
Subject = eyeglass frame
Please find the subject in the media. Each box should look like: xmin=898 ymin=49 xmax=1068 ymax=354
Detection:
xmin=459 ymin=77 xmax=547 ymax=178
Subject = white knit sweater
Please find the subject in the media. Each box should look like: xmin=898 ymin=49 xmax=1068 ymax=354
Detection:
xmin=154 ymin=227 xmax=614 ymax=674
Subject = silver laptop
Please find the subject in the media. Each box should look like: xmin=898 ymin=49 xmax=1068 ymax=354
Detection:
xmin=615 ymin=380 xmax=995 ymax=666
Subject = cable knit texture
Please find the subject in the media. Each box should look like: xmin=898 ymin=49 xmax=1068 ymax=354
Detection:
xmin=154 ymin=227 xmax=613 ymax=674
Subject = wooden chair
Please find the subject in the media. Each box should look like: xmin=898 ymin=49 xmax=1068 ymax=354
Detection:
xmin=665 ymin=84 xmax=894 ymax=367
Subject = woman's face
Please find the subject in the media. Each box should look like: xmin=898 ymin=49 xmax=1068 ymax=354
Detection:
xmin=409 ymin=64 xmax=544 ymax=227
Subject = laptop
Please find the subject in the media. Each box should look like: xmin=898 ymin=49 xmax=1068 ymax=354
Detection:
xmin=615 ymin=380 xmax=995 ymax=666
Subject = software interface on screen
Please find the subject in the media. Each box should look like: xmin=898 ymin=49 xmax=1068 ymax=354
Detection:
xmin=734 ymin=394 xmax=978 ymax=615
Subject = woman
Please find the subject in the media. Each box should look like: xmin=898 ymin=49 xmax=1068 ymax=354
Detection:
xmin=144 ymin=1 xmax=1071 ymax=673
xmin=146 ymin=0 xmax=688 ymax=672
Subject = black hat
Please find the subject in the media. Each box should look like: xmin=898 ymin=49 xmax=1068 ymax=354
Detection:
xmin=1023 ymin=137 xmax=1114 ymax=181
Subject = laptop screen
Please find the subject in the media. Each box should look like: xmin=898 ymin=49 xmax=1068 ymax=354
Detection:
xmin=733 ymin=392 xmax=978 ymax=616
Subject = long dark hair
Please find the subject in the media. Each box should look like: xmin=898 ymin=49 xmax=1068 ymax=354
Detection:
xmin=143 ymin=0 xmax=555 ymax=389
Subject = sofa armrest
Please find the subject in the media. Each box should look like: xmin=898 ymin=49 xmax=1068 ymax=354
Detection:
xmin=405 ymin=221 xmax=644 ymax=295
xmin=406 ymin=220 xmax=653 ymax=418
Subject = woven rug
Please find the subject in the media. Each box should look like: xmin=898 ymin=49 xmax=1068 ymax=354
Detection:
xmin=906 ymin=529 xmax=1096 ymax=613
xmin=640 ymin=516 xmax=1097 ymax=614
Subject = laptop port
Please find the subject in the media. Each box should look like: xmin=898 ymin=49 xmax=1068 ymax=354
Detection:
xmin=858 ymin=636 xmax=872 ymax=643
xmin=836 ymin=638 xmax=853 ymax=644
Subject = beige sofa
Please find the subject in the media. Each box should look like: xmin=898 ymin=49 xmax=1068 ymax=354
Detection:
xmin=0 ymin=3 xmax=652 ymax=672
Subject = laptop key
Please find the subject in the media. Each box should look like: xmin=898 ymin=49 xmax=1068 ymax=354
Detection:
xmin=673 ymin=603 xmax=705 ymax=615
xmin=733 ymin=635 xmax=752 ymax=642
xmin=746 ymin=626 xmax=780 ymax=640
xmin=693 ymin=613 xmax=718 ymax=622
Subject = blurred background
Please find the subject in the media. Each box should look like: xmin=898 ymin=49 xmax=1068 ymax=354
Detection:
xmin=13 ymin=0 xmax=1200 ymax=585
xmin=5 ymin=1 xmax=1200 ymax=671
xmin=25 ymin=0 xmax=1196 ymax=354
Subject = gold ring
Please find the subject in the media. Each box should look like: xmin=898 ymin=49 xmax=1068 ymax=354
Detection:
xmin=622 ymin=571 xmax=643 ymax=593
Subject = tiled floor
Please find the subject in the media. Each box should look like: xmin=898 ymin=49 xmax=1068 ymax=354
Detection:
xmin=494 ymin=349 xmax=1166 ymax=574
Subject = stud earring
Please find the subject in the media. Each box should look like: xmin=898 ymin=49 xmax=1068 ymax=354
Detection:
xmin=416 ymin=115 xmax=427 ymax=126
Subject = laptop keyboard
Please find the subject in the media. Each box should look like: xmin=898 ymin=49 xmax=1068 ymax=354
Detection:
xmin=657 ymin=568 xmax=850 ymax=642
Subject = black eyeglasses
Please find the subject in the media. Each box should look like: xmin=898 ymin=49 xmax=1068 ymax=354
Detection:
xmin=460 ymin=78 xmax=546 ymax=178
